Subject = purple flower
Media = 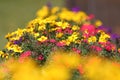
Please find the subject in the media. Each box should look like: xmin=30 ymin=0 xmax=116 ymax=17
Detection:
xmin=14 ymin=37 xmax=22 ymax=44
xmin=111 ymin=33 xmax=120 ymax=40
xmin=98 ymin=26 xmax=112 ymax=33
xmin=72 ymin=7 xmax=80 ymax=12
xmin=14 ymin=40 xmax=20 ymax=44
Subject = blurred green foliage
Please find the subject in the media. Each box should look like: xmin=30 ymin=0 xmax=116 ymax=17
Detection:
xmin=0 ymin=0 xmax=64 ymax=49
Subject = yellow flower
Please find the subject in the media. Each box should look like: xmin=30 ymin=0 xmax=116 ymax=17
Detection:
xmin=56 ymin=33 xmax=63 ymax=38
xmin=99 ymin=32 xmax=110 ymax=43
xmin=65 ymin=40 xmax=71 ymax=46
xmin=5 ymin=42 xmax=23 ymax=53
xmin=5 ymin=42 xmax=12 ymax=49
xmin=51 ymin=7 xmax=59 ymax=14
xmin=72 ymin=25 xmax=79 ymax=31
xmin=68 ymin=34 xmax=78 ymax=42
xmin=33 ymin=33 xmax=39 ymax=38
xmin=5 ymin=55 xmax=9 ymax=59
xmin=36 ymin=6 xmax=49 ymax=18
xmin=59 ymin=8 xmax=73 ymax=21
xmin=37 ymin=36 xmax=48 ymax=42
xmin=38 ymin=24 xmax=46 ymax=31
xmin=95 ymin=20 xmax=102 ymax=27
xmin=55 ymin=22 xmax=63 ymax=27
xmin=5 ymin=33 xmax=11 ymax=39
xmin=10 ymin=45 xmax=23 ymax=53
xmin=62 ymin=22 xmax=69 ymax=29
xmin=88 ymin=36 xmax=97 ymax=43
xmin=0 ymin=51 xmax=4 ymax=57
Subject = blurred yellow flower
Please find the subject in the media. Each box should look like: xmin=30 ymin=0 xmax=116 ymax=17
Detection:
xmin=37 ymin=6 xmax=49 ymax=19
xmin=51 ymin=7 xmax=59 ymax=14
xmin=95 ymin=20 xmax=102 ymax=27
xmin=72 ymin=25 xmax=79 ymax=31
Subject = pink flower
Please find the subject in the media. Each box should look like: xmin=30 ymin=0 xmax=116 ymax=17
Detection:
xmin=87 ymin=14 xmax=95 ymax=20
xmin=72 ymin=48 xmax=77 ymax=51
xmin=38 ymin=55 xmax=44 ymax=60
xmin=76 ymin=50 xmax=81 ymax=54
xmin=105 ymin=42 xmax=116 ymax=51
xmin=105 ymin=46 xmax=111 ymax=51
xmin=81 ymin=24 xmax=96 ymax=37
xmin=64 ymin=28 xmax=73 ymax=34
xmin=56 ymin=28 xmax=62 ymax=33
xmin=96 ymin=46 xmax=102 ymax=52
xmin=19 ymin=51 xmax=31 ymax=62
xmin=72 ymin=48 xmax=81 ymax=54
xmin=49 ymin=39 xmax=56 ymax=43
xmin=91 ymin=45 xmax=102 ymax=52
xmin=56 ymin=42 xmax=65 ymax=47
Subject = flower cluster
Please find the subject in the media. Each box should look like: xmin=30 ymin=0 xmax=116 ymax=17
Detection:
xmin=0 ymin=6 xmax=120 ymax=63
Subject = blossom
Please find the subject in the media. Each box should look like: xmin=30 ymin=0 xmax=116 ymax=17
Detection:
xmin=91 ymin=45 xmax=102 ymax=52
xmin=36 ymin=6 xmax=49 ymax=18
xmin=37 ymin=55 xmax=44 ymax=60
xmin=72 ymin=25 xmax=79 ymax=31
xmin=19 ymin=51 xmax=31 ymax=62
xmin=88 ymin=36 xmax=97 ymax=43
xmin=71 ymin=7 xmax=80 ymax=12
xmin=56 ymin=33 xmax=63 ymax=38
xmin=95 ymin=20 xmax=102 ymax=27
xmin=99 ymin=32 xmax=110 ymax=43
xmin=67 ymin=33 xmax=78 ymax=42
xmin=64 ymin=28 xmax=73 ymax=34
xmin=37 ymin=36 xmax=48 ymax=42
xmin=51 ymin=7 xmax=59 ymax=14
xmin=118 ymin=48 xmax=120 ymax=53
xmin=81 ymin=24 xmax=96 ymax=37
xmin=87 ymin=14 xmax=95 ymax=20
xmin=56 ymin=41 xmax=66 ymax=47
xmin=49 ymin=39 xmax=56 ymax=43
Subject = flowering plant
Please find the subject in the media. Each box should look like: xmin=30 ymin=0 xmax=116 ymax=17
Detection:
xmin=0 ymin=6 xmax=120 ymax=80
xmin=0 ymin=6 xmax=120 ymax=64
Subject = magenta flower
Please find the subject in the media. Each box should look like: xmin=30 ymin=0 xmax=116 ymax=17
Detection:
xmin=19 ymin=50 xmax=31 ymax=62
xmin=72 ymin=48 xmax=77 ymax=51
xmin=49 ymin=39 xmax=56 ymax=43
xmin=38 ymin=55 xmax=44 ymax=60
xmin=81 ymin=24 xmax=96 ymax=37
xmin=64 ymin=28 xmax=73 ymax=34
xmin=56 ymin=42 xmax=65 ymax=47
xmin=91 ymin=45 xmax=102 ymax=52
xmin=105 ymin=42 xmax=116 ymax=51
xmin=56 ymin=28 xmax=62 ymax=33
xmin=87 ymin=14 xmax=95 ymax=20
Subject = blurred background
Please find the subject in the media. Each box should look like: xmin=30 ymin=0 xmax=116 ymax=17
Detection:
xmin=0 ymin=0 xmax=120 ymax=49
